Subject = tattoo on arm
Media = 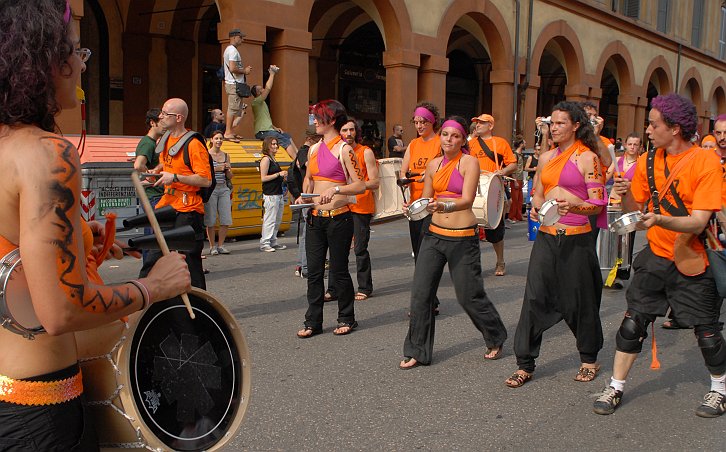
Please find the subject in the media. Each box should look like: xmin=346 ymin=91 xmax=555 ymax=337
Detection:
xmin=348 ymin=148 xmax=363 ymax=180
xmin=41 ymin=137 xmax=135 ymax=313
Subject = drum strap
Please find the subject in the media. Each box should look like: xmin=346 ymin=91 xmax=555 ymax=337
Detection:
xmin=477 ymin=137 xmax=504 ymax=169
xmin=645 ymin=148 xmax=692 ymax=217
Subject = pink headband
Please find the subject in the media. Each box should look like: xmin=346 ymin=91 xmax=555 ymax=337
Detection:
xmin=440 ymin=120 xmax=467 ymax=137
xmin=63 ymin=0 xmax=71 ymax=24
xmin=413 ymin=107 xmax=435 ymax=124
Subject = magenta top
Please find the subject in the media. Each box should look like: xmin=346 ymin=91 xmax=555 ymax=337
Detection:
xmin=440 ymin=155 xmax=464 ymax=198
xmin=616 ymin=156 xmax=636 ymax=181
xmin=311 ymin=140 xmax=346 ymax=183
xmin=557 ymin=159 xmax=589 ymax=226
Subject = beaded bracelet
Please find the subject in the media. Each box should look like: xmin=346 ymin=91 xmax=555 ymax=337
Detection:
xmin=129 ymin=280 xmax=150 ymax=311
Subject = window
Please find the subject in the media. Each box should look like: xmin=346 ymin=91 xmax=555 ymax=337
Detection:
xmin=657 ymin=0 xmax=671 ymax=33
xmin=720 ymin=6 xmax=726 ymax=59
xmin=691 ymin=0 xmax=704 ymax=48
xmin=611 ymin=0 xmax=640 ymax=19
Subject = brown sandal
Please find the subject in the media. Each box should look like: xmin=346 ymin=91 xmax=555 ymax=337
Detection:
xmin=494 ymin=262 xmax=506 ymax=276
xmin=505 ymin=371 xmax=532 ymax=388
xmin=574 ymin=364 xmax=601 ymax=382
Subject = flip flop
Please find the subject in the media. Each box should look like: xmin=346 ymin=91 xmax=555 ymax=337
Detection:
xmin=333 ymin=321 xmax=358 ymax=336
xmin=484 ymin=347 xmax=503 ymax=360
xmin=324 ymin=292 xmax=337 ymax=302
xmin=399 ymin=357 xmax=424 ymax=370
xmin=297 ymin=326 xmax=322 ymax=339
xmin=223 ymin=135 xmax=240 ymax=143
xmin=662 ymin=319 xmax=690 ymax=329
xmin=354 ymin=292 xmax=369 ymax=301
xmin=494 ymin=262 xmax=506 ymax=276
xmin=574 ymin=364 xmax=601 ymax=382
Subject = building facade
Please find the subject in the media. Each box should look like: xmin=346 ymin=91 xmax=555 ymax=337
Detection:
xmin=63 ymin=0 xmax=726 ymax=149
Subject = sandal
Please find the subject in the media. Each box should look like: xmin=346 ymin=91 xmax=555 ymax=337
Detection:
xmin=484 ymin=347 xmax=503 ymax=360
xmin=505 ymin=371 xmax=533 ymax=388
xmin=399 ymin=357 xmax=424 ymax=370
xmin=296 ymin=326 xmax=321 ymax=339
xmin=662 ymin=319 xmax=689 ymax=329
xmin=354 ymin=292 xmax=369 ymax=301
xmin=574 ymin=364 xmax=601 ymax=382
xmin=494 ymin=262 xmax=506 ymax=276
xmin=324 ymin=292 xmax=337 ymax=302
xmin=333 ymin=321 xmax=358 ymax=336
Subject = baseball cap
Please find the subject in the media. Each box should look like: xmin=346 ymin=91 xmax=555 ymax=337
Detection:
xmin=229 ymin=28 xmax=245 ymax=38
xmin=472 ymin=114 xmax=495 ymax=124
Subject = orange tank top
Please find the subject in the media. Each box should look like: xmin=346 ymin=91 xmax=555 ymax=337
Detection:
xmin=350 ymin=144 xmax=376 ymax=214
xmin=408 ymin=135 xmax=441 ymax=201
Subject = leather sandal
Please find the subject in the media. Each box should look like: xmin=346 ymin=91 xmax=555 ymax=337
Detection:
xmin=505 ymin=371 xmax=533 ymax=388
xmin=574 ymin=364 xmax=601 ymax=382
xmin=296 ymin=326 xmax=321 ymax=339
xmin=333 ymin=321 xmax=358 ymax=336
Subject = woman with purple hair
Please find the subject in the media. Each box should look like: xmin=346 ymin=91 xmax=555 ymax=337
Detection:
xmin=400 ymin=116 xmax=507 ymax=369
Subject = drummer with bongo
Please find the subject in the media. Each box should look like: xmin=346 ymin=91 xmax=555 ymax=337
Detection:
xmin=400 ymin=116 xmax=507 ymax=369
xmin=469 ymin=114 xmax=517 ymax=276
xmin=505 ymin=101 xmax=606 ymax=388
xmin=0 ymin=1 xmax=191 ymax=448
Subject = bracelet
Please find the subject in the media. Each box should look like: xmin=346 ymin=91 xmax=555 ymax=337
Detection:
xmin=129 ymin=280 xmax=150 ymax=311
xmin=441 ymin=201 xmax=456 ymax=213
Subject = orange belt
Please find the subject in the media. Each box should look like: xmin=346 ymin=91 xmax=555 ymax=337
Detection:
xmin=0 ymin=371 xmax=83 ymax=406
xmin=539 ymin=224 xmax=592 ymax=236
xmin=429 ymin=224 xmax=476 ymax=237
xmin=311 ymin=206 xmax=350 ymax=218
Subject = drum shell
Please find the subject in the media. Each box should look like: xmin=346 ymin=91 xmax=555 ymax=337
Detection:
xmin=373 ymin=158 xmax=406 ymax=221
xmin=596 ymin=206 xmax=631 ymax=280
xmin=76 ymin=288 xmax=251 ymax=451
xmin=473 ymin=173 xmax=504 ymax=228
xmin=406 ymin=198 xmax=430 ymax=221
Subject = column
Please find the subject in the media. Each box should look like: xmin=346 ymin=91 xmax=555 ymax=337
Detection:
xmin=418 ymin=54 xmax=449 ymax=116
xmin=633 ymin=96 xmax=648 ymax=139
xmin=522 ymin=76 xmax=540 ymax=145
xmin=490 ymin=69 xmax=514 ymax=141
xmin=616 ymin=93 xmax=638 ymax=138
xmin=121 ymin=33 xmax=152 ymax=135
xmin=268 ymin=28 xmax=313 ymax=145
xmin=565 ymin=84 xmax=590 ymax=104
xmin=383 ymin=49 xmax=420 ymax=152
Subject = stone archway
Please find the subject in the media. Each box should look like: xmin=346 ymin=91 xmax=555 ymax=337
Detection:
xmin=593 ymin=41 xmax=637 ymax=138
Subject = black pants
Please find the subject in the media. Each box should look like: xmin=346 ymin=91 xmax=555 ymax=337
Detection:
xmin=304 ymin=212 xmax=355 ymax=329
xmin=513 ymin=231 xmax=603 ymax=373
xmin=327 ymin=213 xmax=373 ymax=297
xmin=403 ymin=226 xmax=507 ymax=365
xmin=409 ymin=215 xmax=440 ymax=308
xmin=139 ymin=210 xmax=206 ymax=290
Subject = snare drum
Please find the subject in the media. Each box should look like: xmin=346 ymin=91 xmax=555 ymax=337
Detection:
xmin=76 ymin=288 xmax=251 ymax=451
xmin=538 ymin=199 xmax=561 ymax=227
xmin=472 ymin=172 xmax=505 ymax=228
xmin=609 ymin=211 xmax=643 ymax=235
xmin=0 ymin=249 xmax=44 ymax=339
xmin=405 ymin=198 xmax=431 ymax=221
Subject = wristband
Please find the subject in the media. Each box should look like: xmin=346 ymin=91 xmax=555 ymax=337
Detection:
xmin=129 ymin=280 xmax=150 ymax=311
xmin=334 ymin=186 xmax=340 ymax=194
xmin=173 ymin=173 xmax=179 ymax=183
xmin=441 ymin=201 xmax=456 ymax=213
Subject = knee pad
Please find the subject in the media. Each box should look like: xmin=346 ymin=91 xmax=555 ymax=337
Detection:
xmin=615 ymin=312 xmax=648 ymax=353
xmin=696 ymin=327 xmax=726 ymax=375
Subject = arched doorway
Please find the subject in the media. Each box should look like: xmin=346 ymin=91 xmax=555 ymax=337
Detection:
xmin=81 ymin=0 xmax=110 ymax=134
xmin=445 ymin=25 xmax=492 ymax=121
xmin=536 ymin=46 xmax=566 ymax=118
xmin=599 ymin=60 xmax=620 ymax=139
xmin=198 ymin=6 xmax=222 ymax=129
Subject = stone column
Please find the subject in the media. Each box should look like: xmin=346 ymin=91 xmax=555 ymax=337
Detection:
xmin=633 ymin=96 xmax=648 ymax=139
xmin=383 ymin=49 xmax=420 ymax=152
xmin=268 ymin=28 xmax=312 ymax=145
xmin=522 ymin=76 xmax=540 ymax=145
xmin=616 ymin=93 xmax=638 ymax=138
xmin=418 ymin=54 xmax=449 ymax=117
xmin=489 ymin=69 xmax=514 ymax=141
xmin=565 ymin=84 xmax=590 ymax=104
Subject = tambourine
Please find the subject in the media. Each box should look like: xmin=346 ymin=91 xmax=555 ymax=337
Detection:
xmin=405 ymin=198 xmax=431 ymax=221
xmin=538 ymin=199 xmax=561 ymax=226
xmin=609 ymin=211 xmax=643 ymax=235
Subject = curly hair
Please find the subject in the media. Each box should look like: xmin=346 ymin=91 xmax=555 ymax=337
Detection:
xmin=310 ymin=99 xmax=348 ymax=132
xmin=650 ymin=94 xmax=697 ymax=141
xmin=412 ymin=101 xmax=441 ymax=131
xmin=0 ymin=0 xmax=74 ymax=132
xmin=552 ymin=101 xmax=599 ymax=153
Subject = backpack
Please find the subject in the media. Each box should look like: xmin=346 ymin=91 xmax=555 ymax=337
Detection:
xmin=216 ymin=66 xmax=225 ymax=81
xmin=155 ymin=131 xmax=217 ymax=203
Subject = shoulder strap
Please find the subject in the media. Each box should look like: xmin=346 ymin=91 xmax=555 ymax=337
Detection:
xmin=647 ymin=148 xmax=698 ymax=215
xmin=178 ymin=131 xmax=207 ymax=169
xmin=477 ymin=137 xmax=503 ymax=168
xmin=155 ymin=130 xmax=170 ymax=155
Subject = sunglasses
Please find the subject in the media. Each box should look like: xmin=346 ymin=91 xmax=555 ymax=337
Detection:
xmin=75 ymin=48 xmax=91 ymax=63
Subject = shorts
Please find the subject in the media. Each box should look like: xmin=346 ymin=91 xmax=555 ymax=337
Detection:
xmin=626 ymin=245 xmax=722 ymax=326
xmin=204 ymin=185 xmax=233 ymax=227
xmin=483 ymin=214 xmax=505 ymax=243
xmin=225 ymin=83 xmax=242 ymax=116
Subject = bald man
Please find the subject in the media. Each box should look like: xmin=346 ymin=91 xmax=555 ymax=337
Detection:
xmin=139 ymin=98 xmax=212 ymax=289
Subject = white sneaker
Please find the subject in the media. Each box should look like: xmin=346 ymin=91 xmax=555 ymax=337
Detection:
xmin=210 ymin=248 xmax=219 ymax=256
xmin=260 ymin=245 xmax=275 ymax=252
xmin=217 ymin=246 xmax=230 ymax=254
xmin=272 ymin=244 xmax=287 ymax=250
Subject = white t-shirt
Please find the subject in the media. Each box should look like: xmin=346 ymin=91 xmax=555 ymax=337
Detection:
xmin=223 ymin=45 xmax=245 ymax=85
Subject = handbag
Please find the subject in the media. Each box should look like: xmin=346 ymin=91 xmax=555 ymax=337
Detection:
xmin=225 ymin=63 xmax=251 ymax=98
xmin=224 ymin=153 xmax=233 ymax=190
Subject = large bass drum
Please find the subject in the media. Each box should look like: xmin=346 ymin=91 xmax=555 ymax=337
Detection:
xmin=472 ymin=172 xmax=505 ymax=229
xmin=76 ymin=288 xmax=251 ymax=451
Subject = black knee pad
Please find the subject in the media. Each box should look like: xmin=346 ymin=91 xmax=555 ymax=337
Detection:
xmin=615 ymin=311 xmax=649 ymax=353
xmin=696 ymin=326 xmax=726 ymax=375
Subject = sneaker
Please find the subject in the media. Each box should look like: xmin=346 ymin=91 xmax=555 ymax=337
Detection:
xmin=217 ymin=246 xmax=230 ymax=254
xmin=272 ymin=244 xmax=287 ymax=250
xmin=593 ymin=386 xmax=623 ymax=415
xmin=210 ymin=248 xmax=219 ymax=256
xmin=260 ymin=245 xmax=275 ymax=252
xmin=696 ymin=391 xmax=726 ymax=418
xmin=294 ymin=266 xmax=302 ymax=277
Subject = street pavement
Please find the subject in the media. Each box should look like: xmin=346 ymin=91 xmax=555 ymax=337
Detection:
xmin=100 ymin=217 xmax=726 ymax=451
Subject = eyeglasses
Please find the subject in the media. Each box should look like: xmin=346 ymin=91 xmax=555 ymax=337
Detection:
xmin=75 ymin=48 xmax=91 ymax=63
xmin=159 ymin=111 xmax=184 ymax=119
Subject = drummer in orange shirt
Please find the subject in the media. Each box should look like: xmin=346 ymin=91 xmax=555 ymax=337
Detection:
xmin=469 ymin=114 xmax=517 ymax=276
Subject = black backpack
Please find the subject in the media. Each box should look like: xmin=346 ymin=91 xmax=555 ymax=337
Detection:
xmin=155 ymin=131 xmax=216 ymax=203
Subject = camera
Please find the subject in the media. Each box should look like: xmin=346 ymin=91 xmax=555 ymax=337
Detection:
xmin=540 ymin=116 xmax=551 ymax=125
xmin=270 ymin=65 xmax=280 ymax=73
xmin=590 ymin=118 xmax=598 ymax=127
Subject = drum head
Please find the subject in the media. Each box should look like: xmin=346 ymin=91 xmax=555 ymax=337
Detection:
xmin=485 ymin=176 xmax=504 ymax=229
xmin=120 ymin=289 xmax=250 ymax=451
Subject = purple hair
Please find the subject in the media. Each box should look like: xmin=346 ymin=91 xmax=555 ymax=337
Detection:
xmin=715 ymin=114 xmax=726 ymax=123
xmin=650 ymin=94 xmax=697 ymax=141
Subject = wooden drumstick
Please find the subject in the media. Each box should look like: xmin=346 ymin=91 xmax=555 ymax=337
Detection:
xmin=130 ymin=171 xmax=195 ymax=319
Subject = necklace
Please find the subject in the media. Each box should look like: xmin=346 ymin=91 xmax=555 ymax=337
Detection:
xmin=624 ymin=156 xmax=637 ymax=165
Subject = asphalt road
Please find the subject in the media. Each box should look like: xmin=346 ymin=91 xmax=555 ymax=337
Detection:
xmin=100 ymin=217 xmax=726 ymax=451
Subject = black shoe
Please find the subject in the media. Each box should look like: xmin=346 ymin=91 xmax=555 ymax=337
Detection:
xmin=593 ymin=386 xmax=622 ymax=415
xmin=695 ymin=391 xmax=726 ymax=418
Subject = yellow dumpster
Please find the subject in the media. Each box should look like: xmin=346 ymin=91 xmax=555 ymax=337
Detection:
xmin=220 ymin=140 xmax=294 ymax=238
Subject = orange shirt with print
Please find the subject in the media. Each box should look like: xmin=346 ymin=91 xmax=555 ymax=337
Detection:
xmin=156 ymin=135 xmax=212 ymax=214
xmin=470 ymin=136 xmax=515 ymax=172
xmin=720 ymin=159 xmax=726 ymax=207
xmin=350 ymin=144 xmax=376 ymax=215
xmin=408 ymin=135 xmax=441 ymax=202
xmin=630 ymin=146 xmax=722 ymax=262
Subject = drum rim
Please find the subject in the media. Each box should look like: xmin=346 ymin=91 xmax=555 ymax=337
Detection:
xmin=406 ymin=198 xmax=431 ymax=221
xmin=117 ymin=287 xmax=251 ymax=451
xmin=538 ymin=199 xmax=561 ymax=227
xmin=474 ymin=173 xmax=505 ymax=229
xmin=0 ymin=249 xmax=45 ymax=337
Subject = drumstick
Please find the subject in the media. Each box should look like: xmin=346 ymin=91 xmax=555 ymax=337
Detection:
xmin=395 ymin=170 xmax=407 ymax=203
xmin=130 ymin=171 xmax=195 ymax=319
xmin=300 ymin=193 xmax=319 ymax=198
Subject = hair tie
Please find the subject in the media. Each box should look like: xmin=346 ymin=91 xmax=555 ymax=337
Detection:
xmin=413 ymin=107 xmax=435 ymax=124
xmin=63 ymin=0 xmax=72 ymax=24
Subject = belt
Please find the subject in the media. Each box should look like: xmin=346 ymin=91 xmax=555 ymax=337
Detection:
xmin=311 ymin=206 xmax=350 ymax=218
xmin=164 ymin=187 xmax=199 ymax=206
xmin=429 ymin=224 xmax=476 ymax=237
xmin=0 ymin=371 xmax=83 ymax=406
xmin=539 ymin=224 xmax=592 ymax=236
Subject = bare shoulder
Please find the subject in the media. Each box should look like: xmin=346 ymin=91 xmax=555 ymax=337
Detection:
xmin=538 ymin=148 xmax=557 ymax=166
xmin=461 ymin=154 xmax=480 ymax=171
